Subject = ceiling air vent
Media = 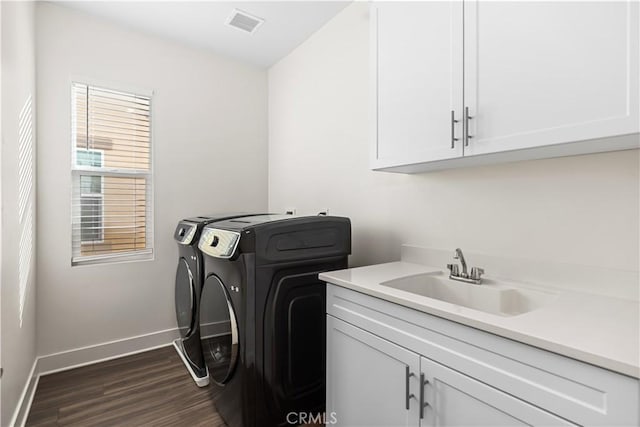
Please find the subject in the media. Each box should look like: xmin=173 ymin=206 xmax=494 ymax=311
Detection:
xmin=225 ymin=9 xmax=264 ymax=35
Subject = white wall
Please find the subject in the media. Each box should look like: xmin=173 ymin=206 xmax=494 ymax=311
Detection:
xmin=36 ymin=3 xmax=268 ymax=357
xmin=1 ymin=1 xmax=37 ymax=425
xmin=268 ymin=3 xmax=639 ymax=273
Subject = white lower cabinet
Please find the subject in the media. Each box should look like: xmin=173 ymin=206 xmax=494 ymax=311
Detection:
xmin=327 ymin=316 xmax=420 ymax=426
xmin=327 ymin=316 xmax=573 ymax=427
xmin=326 ymin=284 xmax=639 ymax=426
xmin=421 ymin=357 xmax=573 ymax=426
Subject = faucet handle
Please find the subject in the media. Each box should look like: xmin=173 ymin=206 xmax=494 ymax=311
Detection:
xmin=470 ymin=267 xmax=485 ymax=281
xmin=447 ymin=263 xmax=459 ymax=277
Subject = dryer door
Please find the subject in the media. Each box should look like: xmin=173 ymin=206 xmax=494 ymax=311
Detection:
xmin=200 ymin=274 xmax=239 ymax=385
xmin=175 ymin=258 xmax=196 ymax=338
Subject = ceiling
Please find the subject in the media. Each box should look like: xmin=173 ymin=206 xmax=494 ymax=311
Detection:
xmin=54 ymin=1 xmax=351 ymax=68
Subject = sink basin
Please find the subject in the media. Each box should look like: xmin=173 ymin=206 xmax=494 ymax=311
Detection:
xmin=380 ymin=273 xmax=557 ymax=316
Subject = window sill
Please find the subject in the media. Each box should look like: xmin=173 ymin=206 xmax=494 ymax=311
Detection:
xmin=71 ymin=249 xmax=153 ymax=267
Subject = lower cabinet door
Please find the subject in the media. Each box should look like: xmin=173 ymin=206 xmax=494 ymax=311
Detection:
xmin=327 ymin=316 xmax=421 ymax=427
xmin=420 ymin=357 xmax=576 ymax=426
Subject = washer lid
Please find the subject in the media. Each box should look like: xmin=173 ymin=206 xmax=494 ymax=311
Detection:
xmin=198 ymin=227 xmax=241 ymax=259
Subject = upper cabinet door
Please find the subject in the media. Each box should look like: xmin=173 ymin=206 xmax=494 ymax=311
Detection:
xmin=464 ymin=0 xmax=640 ymax=156
xmin=371 ymin=2 xmax=464 ymax=169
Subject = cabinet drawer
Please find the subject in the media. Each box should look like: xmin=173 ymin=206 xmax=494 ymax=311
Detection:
xmin=327 ymin=284 xmax=639 ymax=426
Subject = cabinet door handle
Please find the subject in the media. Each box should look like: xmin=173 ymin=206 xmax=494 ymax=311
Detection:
xmin=419 ymin=373 xmax=429 ymax=419
xmin=464 ymin=106 xmax=473 ymax=147
xmin=405 ymin=366 xmax=415 ymax=410
xmin=451 ymin=110 xmax=459 ymax=149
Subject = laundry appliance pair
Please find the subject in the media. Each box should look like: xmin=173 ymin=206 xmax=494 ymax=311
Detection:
xmin=173 ymin=213 xmax=351 ymax=427
xmin=173 ymin=213 xmax=253 ymax=386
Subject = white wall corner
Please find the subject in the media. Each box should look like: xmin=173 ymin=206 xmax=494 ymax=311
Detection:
xmin=8 ymin=359 xmax=38 ymax=427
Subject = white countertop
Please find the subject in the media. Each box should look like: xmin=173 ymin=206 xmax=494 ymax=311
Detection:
xmin=320 ymin=261 xmax=640 ymax=379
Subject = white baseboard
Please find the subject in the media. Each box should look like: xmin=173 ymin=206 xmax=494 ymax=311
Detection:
xmin=8 ymin=359 xmax=39 ymax=427
xmin=9 ymin=327 xmax=180 ymax=426
xmin=37 ymin=327 xmax=179 ymax=375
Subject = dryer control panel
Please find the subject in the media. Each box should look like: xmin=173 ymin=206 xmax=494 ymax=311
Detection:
xmin=174 ymin=221 xmax=198 ymax=246
xmin=199 ymin=227 xmax=241 ymax=259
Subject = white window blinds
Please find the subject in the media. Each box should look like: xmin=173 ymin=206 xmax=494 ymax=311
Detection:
xmin=71 ymin=82 xmax=153 ymax=265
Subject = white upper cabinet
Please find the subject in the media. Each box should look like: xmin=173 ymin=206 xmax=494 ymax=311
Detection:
xmin=371 ymin=1 xmax=640 ymax=173
xmin=371 ymin=1 xmax=464 ymax=169
xmin=464 ymin=0 xmax=640 ymax=156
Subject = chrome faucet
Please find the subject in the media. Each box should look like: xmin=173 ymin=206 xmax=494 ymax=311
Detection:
xmin=447 ymin=248 xmax=485 ymax=285
xmin=454 ymin=248 xmax=468 ymax=277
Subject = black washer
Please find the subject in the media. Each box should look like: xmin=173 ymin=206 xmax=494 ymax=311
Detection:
xmin=198 ymin=214 xmax=351 ymax=426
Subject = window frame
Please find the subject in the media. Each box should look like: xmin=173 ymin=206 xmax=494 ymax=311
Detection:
xmin=70 ymin=79 xmax=155 ymax=267
xmin=76 ymin=148 xmax=105 ymax=245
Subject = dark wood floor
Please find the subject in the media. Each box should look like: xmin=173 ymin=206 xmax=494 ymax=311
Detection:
xmin=26 ymin=345 xmax=227 ymax=426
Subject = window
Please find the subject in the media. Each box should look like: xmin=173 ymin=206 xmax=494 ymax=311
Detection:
xmin=71 ymin=82 xmax=153 ymax=265
xmin=77 ymin=149 xmax=104 ymax=243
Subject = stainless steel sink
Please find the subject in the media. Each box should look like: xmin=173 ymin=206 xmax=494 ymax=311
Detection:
xmin=380 ymin=272 xmax=557 ymax=316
